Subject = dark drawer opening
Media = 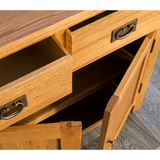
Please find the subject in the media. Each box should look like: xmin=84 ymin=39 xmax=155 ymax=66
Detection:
xmin=69 ymin=11 xmax=117 ymax=32
xmin=0 ymin=37 xmax=66 ymax=88
xmin=39 ymin=35 xmax=145 ymax=131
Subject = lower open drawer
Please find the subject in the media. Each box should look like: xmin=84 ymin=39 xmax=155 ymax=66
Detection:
xmin=0 ymin=36 xmax=72 ymax=131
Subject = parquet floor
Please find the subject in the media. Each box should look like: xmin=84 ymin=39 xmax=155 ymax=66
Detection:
xmin=81 ymin=50 xmax=160 ymax=150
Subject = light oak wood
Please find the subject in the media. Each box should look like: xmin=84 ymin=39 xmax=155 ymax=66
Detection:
xmin=0 ymin=11 xmax=103 ymax=59
xmin=60 ymin=121 xmax=82 ymax=149
xmin=0 ymin=121 xmax=82 ymax=149
xmin=0 ymin=11 xmax=160 ymax=150
xmin=0 ymin=11 xmax=82 ymax=48
xmin=14 ymin=49 xmax=132 ymax=126
xmin=98 ymin=31 xmax=156 ymax=149
xmin=132 ymin=47 xmax=152 ymax=107
xmin=0 ymin=36 xmax=72 ymax=131
xmin=133 ymin=28 xmax=160 ymax=111
xmin=66 ymin=11 xmax=160 ymax=71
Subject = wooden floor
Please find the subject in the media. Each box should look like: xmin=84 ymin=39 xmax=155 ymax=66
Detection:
xmin=81 ymin=50 xmax=160 ymax=150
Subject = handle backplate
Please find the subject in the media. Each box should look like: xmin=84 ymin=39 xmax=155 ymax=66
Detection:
xmin=111 ymin=19 xmax=138 ymax=43
xmin=0 ymin=95 xmax=28 ymax=120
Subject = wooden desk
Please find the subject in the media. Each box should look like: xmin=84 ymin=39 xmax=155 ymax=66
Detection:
xmin=0 ymin=10 xmax=160 ymax=149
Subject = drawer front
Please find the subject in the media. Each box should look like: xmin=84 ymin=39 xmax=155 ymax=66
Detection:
xmin=98 ymin=31 xmax=156 ymax=149
xmin=0 ymin=36 xmax=72 ymax=131
xmin=66 ymin=10 xmax=160 ymax=71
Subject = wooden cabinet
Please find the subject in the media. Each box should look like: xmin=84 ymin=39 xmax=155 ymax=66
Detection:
xmin=0 ymin=10 xmax=160 ymax=150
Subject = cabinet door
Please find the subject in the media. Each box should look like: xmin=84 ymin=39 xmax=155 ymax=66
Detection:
xmin=0 ymin=121 xmax=82 ymax=150
xmin=132 ymin=28 xmax=160 ymax=112
xmin=98 ymin=31 xmax=156 ymax=149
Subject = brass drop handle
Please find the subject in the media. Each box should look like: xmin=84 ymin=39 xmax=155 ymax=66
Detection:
xmin=0 ymin=101 xmax=24 ymax=120
xmin=116 ymin=24 xmax=135 ymax=40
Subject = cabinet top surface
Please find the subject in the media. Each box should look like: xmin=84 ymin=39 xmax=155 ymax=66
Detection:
xmin=0 ymin=10 xmax=82 ymax=49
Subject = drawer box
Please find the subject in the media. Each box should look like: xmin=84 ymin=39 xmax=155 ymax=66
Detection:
xmin=0 ymin=36 xmax=72 ymax=131
xmin=66 ymin=10 xmax=160 ymax=71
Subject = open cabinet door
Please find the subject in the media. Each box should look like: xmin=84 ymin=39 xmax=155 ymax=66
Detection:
xmin=132 ymin=28 xmax=160 ymax=112
xmin=0 ymin=121 xmax=82 ymax=150
xmin=98 ymin=31 xmax=156 ymax=149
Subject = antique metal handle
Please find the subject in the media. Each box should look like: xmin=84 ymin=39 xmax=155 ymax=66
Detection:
xmin=116 ymin=25 xmax=135 ymax=40
xmin=111 ymin=19 xmax=137 ymax=43
xmin=0 ymin=102 xmax=24 ymax=120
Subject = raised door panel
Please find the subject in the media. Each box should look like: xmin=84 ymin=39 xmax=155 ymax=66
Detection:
xmin=0 ymin=121 xmax=82 ymax=150
xmin=98 ymin=31 xmax=156 ymax=149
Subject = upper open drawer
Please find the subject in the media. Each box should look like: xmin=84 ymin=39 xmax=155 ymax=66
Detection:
xmin=66 ymin=10 xmax=160 ymax=71
xmin=0 ymin=36 xmax=72 ymax=131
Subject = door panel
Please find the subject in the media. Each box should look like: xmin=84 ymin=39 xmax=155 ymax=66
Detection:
xmin=132 ymin=51 xmax=151 ymax=111
xmin=133 ymin=28 xmax=160 ymax=111
xmin=98 ymin=31 xmax=156 ymax=149
xmin=0 ymin=121 xmax=82 ymax=150
xmin=0 ymin=139 xmax=60 ymax=150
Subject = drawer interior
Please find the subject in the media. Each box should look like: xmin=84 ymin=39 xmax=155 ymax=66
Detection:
xmin=0 ymin=37 xmax=66 ymax=87
xmin=38 ymin=35 xmax=145 ymax=131
xmin=69 ymin=11 xmax=116 ymax=32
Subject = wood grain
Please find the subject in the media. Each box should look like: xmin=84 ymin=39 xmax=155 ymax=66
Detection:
xmin=66 ymin=10 xmax=160 ymax=71
xmin=0 ymin=123 xmax=61 ymax=149
xmin=98 ymin=32 xmax=156 ymax=149
xmin=60 ymin=121 xmax=82 ymax=150
xmin=133 ymin=28 xmax=160 ymax=111
xmin=0 ymin=10 xmax=103 ymax=59
xmin=0 ymin=139 xmax=60 ymax=150
xmin=0 ymin=36 xmax=72 ymax=131
xmin=0 ymin=121 xmax=82 ymax=149
xmin=131 ymin=53 xmax=150 ymax=107
xmin=82 ymin=50 xmax=160 ymax=150
xmin=0 ymin=11 xmax=82 ymax=49
xmin=14 ymin=49 xmax=132 ymax=126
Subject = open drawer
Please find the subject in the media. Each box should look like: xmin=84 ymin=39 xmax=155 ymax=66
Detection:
xmin=14 ymin=31 xmax=158 ymax=149
xmin=0 ymin=36 xmax=72 ymax=131
xmin=66 ymin=10 xmax=160 ymax=71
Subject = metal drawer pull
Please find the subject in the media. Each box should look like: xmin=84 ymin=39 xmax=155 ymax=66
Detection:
xmin=111 ymin=19 xmax=137 ymax=43
xmin=0 ymin=102 xmax=24 ymax=120
xmin=0 ymin=95 xmax=28 ymax=120
xmin=116 ymin=25 xmax=135 ymax=40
